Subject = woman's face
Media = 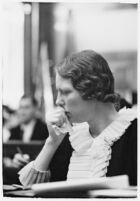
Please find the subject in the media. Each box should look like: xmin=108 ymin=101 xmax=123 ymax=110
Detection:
xmin=55 ymin=73 xmax=92 ymax=123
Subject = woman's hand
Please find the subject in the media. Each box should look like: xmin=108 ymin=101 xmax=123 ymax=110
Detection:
xmin=46 ymin=107 xmax=67 ymax=127
xmin=46 ymin=107 xmax=68 ymax=147
xmin=33 ymin=108 xmax=68 ymax=172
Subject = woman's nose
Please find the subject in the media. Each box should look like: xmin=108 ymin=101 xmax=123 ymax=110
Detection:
xmin=56 ymin=94 xmax=65 ymax=107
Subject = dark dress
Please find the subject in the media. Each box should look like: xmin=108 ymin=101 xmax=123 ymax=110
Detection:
xmin=49 ymin=119 xmax=137 ymax=186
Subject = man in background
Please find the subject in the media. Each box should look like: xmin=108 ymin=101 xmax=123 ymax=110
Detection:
xmin=9 ymin=94 xmax=49 ymax=141
xmin=3 ymin=94 xmax=49 ymax=184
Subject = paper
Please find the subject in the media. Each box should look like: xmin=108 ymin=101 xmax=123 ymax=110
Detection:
xmin=88 ymin=188 xmax=137 ymax=198
xmin=31 ymin=175 xmax=129 ymax=196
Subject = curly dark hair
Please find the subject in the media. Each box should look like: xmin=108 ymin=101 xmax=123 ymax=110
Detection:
xmin=56 ymin=50 xmax=120 ymax=103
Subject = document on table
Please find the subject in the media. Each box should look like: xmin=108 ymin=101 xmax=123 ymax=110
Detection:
xmin=31 ymin=175 xmax=131 ymax=197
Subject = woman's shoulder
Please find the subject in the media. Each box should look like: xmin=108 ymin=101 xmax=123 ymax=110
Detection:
xmin=117 ymin=107 xmax=137 ymax=140
xmin=112 ymin=117 xmax=137 ymax=149
xmin=115 ymin=118 xmax=137 ymax=151
xmin=129 ymin=118 xmax=137 ymax=127
xmin=125 ymin=118 xmax=137 ymax=138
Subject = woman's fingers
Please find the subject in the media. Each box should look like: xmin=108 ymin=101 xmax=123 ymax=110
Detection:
xmin=45 ymin=107 xmax=69 ymax=146
xmin=46 ymin=107 xmax=66 ymax=127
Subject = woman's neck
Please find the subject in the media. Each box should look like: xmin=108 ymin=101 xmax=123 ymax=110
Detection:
xmin=88 ymin=102 xmax=119 ymax=138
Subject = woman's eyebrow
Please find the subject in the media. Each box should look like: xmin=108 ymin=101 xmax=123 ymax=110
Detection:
xmin=57 ymin=86 xmax=71 ymax=91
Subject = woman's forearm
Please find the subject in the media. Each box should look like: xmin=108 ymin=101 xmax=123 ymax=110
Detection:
xmin=33 ymin=122 xmax=67 ymax=171
xmin=33 ymin=108 xmax=69 ymax=172
xmin=33 ymin=136 xmax=60 ymax=171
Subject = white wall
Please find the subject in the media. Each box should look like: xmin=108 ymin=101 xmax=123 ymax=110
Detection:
xmin=71 ymin=3 xmax=137 ymax=52
xmin=2 ymin=2 xmax=24 ymax=109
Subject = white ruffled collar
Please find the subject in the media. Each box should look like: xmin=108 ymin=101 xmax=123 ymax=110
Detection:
xmin=67 ymin=107 xmax=136 ymax=180
xmin=69 ymin=107 xmax=136 ymax=153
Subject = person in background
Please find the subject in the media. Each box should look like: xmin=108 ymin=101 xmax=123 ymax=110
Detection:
xmin=9 ymin=94 xmax=49 ymax=168
xmin=9 ymin=94 xmax=48 ymax=141
xmin=18 ymin=50 xmax=137 ymax=187
xmin=2 ymin=105 xmax=19 ymax=143
xmin=3 ymin=95 xmax=49 ymax=184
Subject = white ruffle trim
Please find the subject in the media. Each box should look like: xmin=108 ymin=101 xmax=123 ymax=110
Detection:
xmin=67 ymin=107 xmax=136 ymax=180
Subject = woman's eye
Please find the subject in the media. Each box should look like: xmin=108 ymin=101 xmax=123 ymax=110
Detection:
xmin=62 ymin=90 xmax=70 ymax=95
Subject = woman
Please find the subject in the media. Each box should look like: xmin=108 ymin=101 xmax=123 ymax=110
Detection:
xmin=18 ymin=50 xmax=137 ymax=186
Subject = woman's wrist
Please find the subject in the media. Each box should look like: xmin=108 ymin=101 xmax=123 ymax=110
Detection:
xmin=45 ymin=136 xmax=61 ymax=149
xmin=34 ymin=137 xmax=59 ymax=171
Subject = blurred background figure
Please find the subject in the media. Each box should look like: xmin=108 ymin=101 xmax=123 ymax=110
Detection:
xmin=3 ymin=94 xmax=49 ymax=167
xmin=2 ymin=105 xmax=19 ymax=142
xmin=3 ymin=95 xmax=49 ymax=184
xmin=9 ymin=94 xmax=49 ymax=142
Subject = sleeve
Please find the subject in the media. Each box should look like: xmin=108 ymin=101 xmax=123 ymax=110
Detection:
xmin=18 ymin=161 xmax=51 ymax=186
